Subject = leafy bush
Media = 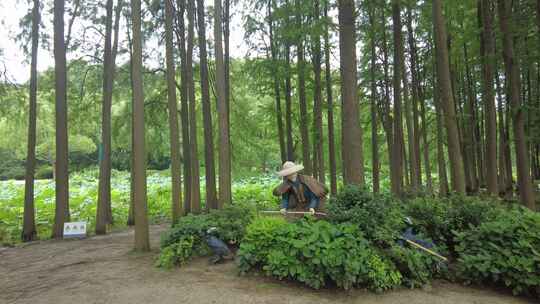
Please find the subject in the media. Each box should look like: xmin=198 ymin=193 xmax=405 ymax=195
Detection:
xmin=385 ymin=245 xmax=443 ymax=288
xmin=403 ymin=195 xmax=504 ymax=252
xmin=238 ymin=217 xmax=402 ymax=291
xmin=158 ymin=204 xmax=256 ymax=267
xmin=455 ymin=207 xmax=540 ymax=298
xmin=327 ymin=185 xmax=405 ymax=246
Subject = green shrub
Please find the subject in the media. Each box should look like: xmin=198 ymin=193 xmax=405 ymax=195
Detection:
xmin=404 ymin=195 xmax=504 ymax=252
xmin=157 ymin=204 xmax=256 ymax=268
xmin=238 ymin=217 xmax=402 ymax=291
xmin=385 ymin=245 xmax=443 ymax=288
xmin=35 ymin=165 xmax=53 ymax=179
xmin=327 ymin=185 xmax=405 ymax=246
xmin=455 ymin=207 xmax=540 ymax=298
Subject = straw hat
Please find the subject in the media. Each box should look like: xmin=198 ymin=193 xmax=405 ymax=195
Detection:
xmin=277 ymin=161 xmax=304 ymax=177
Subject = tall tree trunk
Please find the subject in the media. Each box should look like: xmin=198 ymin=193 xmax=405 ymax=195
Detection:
xmin=338 ymin=0 xmax=364 ymax=186
xmin=22 ymin=0 xmax=40 ymax=242
xmin=131 ymin=0 xmax=150 ymax=251
xmin=403 ymin=54 xmax=417 ymax=192
xmin=176 ymin=0 xmax=191 ymax=214
xmin=496 ymin=60 xmax=513 ymax=195
xmin=53 ymin=0 xmax=69 ymax=239
xmin=196 ymin=0 xmax=218 ymax=210
xmin=497 ymin=0 xmax=536 ymax=210
xmin=435 ymin=81 xmax=449 ymax=196
xmin=312 ymin=0 xmax=325 ymax=184
xmin=187 ymin=0 xmax=201 ymax=212
xmin=368 ymin=6 xmax=379 ymax=193
xmin=215 ymin=0 xmax=231 ymax=207
xmin=391 ymin=0 xmax=404 ymax=195
xmin=381 ymin=9 xmax=394 ymax=181
xmin=224 ymin=0 xmax=230 ymax=130
xmin=268 ymin=0 xmax=286 ymax=164
xmin=420 ymin=85 xmax=433 ymax=193
xmin=432 ymin=0 xmax=466 ymax=194
xmin=406 ymin=6 xmax=422 ymax=190
xmin=296 ymin=0 xmax=311 ymax=175
xmin=324 ymin=1 xmax=337 ymax=195
xmin=285 ymin=41 xmax=295 ymax=162
xmin=165 ymin=0 xmax=182 ymax=221
xmin=480 ymin=0 xmax=498 ymax=196
xmin=96 ymin=0 xmax=114 ymax=234
xmin=463 ymin=42 xmax=479 ymax=192
xmin=126 ymin=13 xmax=135 ymax=226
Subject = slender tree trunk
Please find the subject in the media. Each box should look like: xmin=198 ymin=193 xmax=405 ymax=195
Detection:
xmin=324 ymin=1 xmax=337 ymax=195
xmin=285 ymin=41 xmax=295 ymax=162
xmin=224 ymin=0 xmax=230 ymax=132
xmin=196 ymin=0 xmax=218 ymax=210
xmin=22 ymin=0 xmax=40 ymax=242
xmin=497 ymin=0 xmax=536 ymax=210
xmin=296 ymin=0 xmax=311 ymax=175
xmin=312 ymin=0 xmax=325 ymax=184
xmin=420 ymin=85 xmax=433 ymax=193
xmin=435 ymin=81 xmax=449 ymax=196
xmin=338 ymin=0 xmax=365 ymax=186
xmin=53 ymin=0 xmax=69 ymax=239
xmin=480 ymin=0 xmax=498 ymax=196
xmin=176 ymin=0 xmax=191 ymax=214
xmin=268 ymin=0 xmax=286 ymax=164
xmin=165 ymin=0 xmax=182 ymax=221
xmin=215 ymin=0 xmax=231 ymax=207
xmin=381 ymin=9 xmax=394 ymax=179
xmin=463 ymin=42 xmax=479 ymax=192
xmin=403 ymin=55 xmax=417 ymax=192
xmin=131 ymin=0 xmax=150 ymax=251
xmin=96 ymin=0 xmax=115 ymax=235
xmin=406 ymin=6 xmax=422 ymax=190
xmin=187 ymin=0 xmax=201 ymax=212
xmin=368 ymin=7 xmax=379 ymax=193
xmin=432 ymin=0 xmax=466 ymax=194
xmin=126 ymin=13 xmax=135 ymax=226
xmin=391 ymin=0 xmax=404 ymax=195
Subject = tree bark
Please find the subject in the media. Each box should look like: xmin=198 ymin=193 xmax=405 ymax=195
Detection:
xmin=295 ymin=0 xmax=311 ymax=175
xmin=165 ymin=0 xmax=182 ymax=221
xmin=196 ymin=0 xmax=218 ymax=210
xmin=53 ymin=0 xmax=69 ymax=239
xmin=215 ymin=0 xmax=231 ymax=207
xmin=22 ymin=0 xmax=40 ymax=242
xmin=406 ymin=6 xmax=422 ymax=190
xmin=435 ymin=80 xmax=449 ymax=196
xmin=338 ymin=0 xmax=364 ymax=186
xmin=96 ymin=0 xmax=120 ymax=235
xmin=391 ymin=0 xmax=404 ymax=195
xmin=432 ymin=0 xmax=466 ymax=194
xmin=285 ymin=41 xmax=295 ymax=162
xmin=268 ymin=0 xmax=286 ymax=165
xmin=187 ymin=0 xmax=201 ymax=213
xmin=125 ymin=12 xmax=135 ymax=226
xmin=176 ymin=0 xmax=191 ymax=214
xmin=324 ymin=0 xmax=337 ymax=195
xmin=497 ymin=0 xmax=536 ymax=210
xmin=480 ymin=0 xmax=498 ymax=196
xmin=368 ymin=6 xmax=379 ymax=193
xmin=131 ymin=0 xmax=150 ymax=251
xmin=312 ymin=0 xmax=325 ymax=184
xmin=463 ymin=41 xmax=479 ymax=192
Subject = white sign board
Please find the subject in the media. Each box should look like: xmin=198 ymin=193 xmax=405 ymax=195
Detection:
xmin=63 ymin=221 xmax=87 ymax=238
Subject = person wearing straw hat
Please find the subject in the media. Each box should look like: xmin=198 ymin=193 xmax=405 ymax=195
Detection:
xmin=273 ymin=161 xmax=328 ymax=215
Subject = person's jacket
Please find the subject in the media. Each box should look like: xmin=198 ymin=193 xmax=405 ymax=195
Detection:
xmin=272 ymin=175 xmax=328 ymax=211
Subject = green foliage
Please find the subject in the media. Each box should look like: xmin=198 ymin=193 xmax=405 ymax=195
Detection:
xmin=386 ymin=245 xmax=442 ymax=288
xmin=157 ymin=204 xmax=257 ymax=268
xmin=238 ymin=217 xmax=402 ymax=291
xmin=327 ymin=185 xmax=405 ymax=246
xmin=403 ymin=195 xmax=504 ymax=252
xmin=455 ymin=207 xmax=540 ymax=298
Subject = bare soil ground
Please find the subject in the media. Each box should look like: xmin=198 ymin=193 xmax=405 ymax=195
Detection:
xmin=0 ymin=225 xmax=535 ymax=304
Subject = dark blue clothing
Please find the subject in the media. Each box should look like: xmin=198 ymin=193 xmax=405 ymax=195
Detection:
xmin=399 ymin=227 xmax=435 ymax=249
xmin=280 ymin=179 xmax=320 ymax=209
xmin=206 ymin=235 xmax=231 ymax=256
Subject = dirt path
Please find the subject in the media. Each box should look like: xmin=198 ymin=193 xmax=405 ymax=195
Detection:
xmin=0 ymin=225 xmax=535 ymax=304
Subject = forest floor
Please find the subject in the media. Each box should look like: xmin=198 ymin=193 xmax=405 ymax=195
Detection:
xmin=0 ymin=224 xmax=536 ymax=304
